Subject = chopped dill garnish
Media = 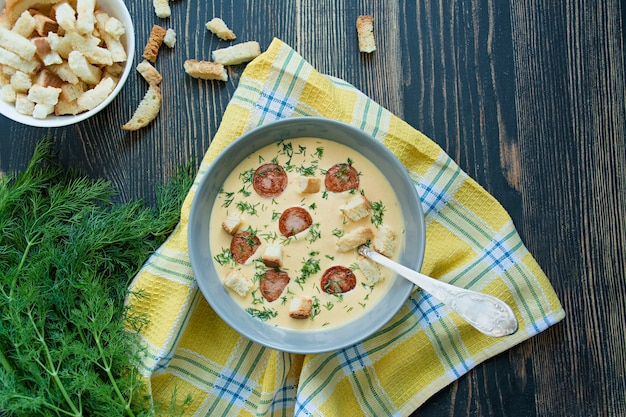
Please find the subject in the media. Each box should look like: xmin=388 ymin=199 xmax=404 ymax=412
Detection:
xmin=214 ymin=247 xmax=236 ymax=266
xmin=297 ymin=164 xmax=318 ymax=177
xmin=370 ymin=200 xmax=386 ymax=227
xmin=295 ymin=256 xmax=321 ymax=288
xmin=219 ymin=188 xmax=235 ymax=207
xmin=246 ymin=307 xmax=278 ymax=321
xmin=251 ymin=289 xmax=265 ymax=305
xmin=239 ymin=168 xmax=255 ymax=185
xmin=310 ymin=296 xmax=322 ymax=319
xmin=236 ymin=200 xmax=260 ymax=216
xmin=306 ymin=223 xmax=322 ymax=243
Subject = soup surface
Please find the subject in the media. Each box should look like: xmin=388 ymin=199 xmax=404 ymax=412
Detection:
xmin=209 ymin=137 xmax=405 ymax=331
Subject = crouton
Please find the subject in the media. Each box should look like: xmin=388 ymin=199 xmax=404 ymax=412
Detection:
xmin=183 ymin=59 xmax=227 ymax=81
xmin=211 ymin=41 xmax=261 ymax=66
xmin=60 ymin=82 xmax=87 ymax=102
xmin=356 ymin=15 xmax=376 ymax=53
xmin=32 ymin=13 xmax=58 ymax=37
xmin=32 ymin=37 xmax=63 ymax=66
xmin=336 ymin=226 xmax=375 ymax=252
xmin=205 ymin=17 xmax=236 ymax=41
xmin=0 ymin=47 xmax=39 ymax=73
xmin=224 ymin=269 xmax=252 ymax=297
xmin=76 ymin=0 xmax=96 ymax=34
xmin=143 ymin=24 xmax=166 ymax=63
xmin=10 ymin=70 xmax=32 ymax=92
xmin=103 ymin=62 xmax=124 ymax=79
xmin=104 ymin=16 xmax=126 ymax=38
xmin=76 ymin=76 xmax=115 ymax=110
xmin=32 ymin=102 xmax=54 ymax=119
xmin=14 ymin=93 xmax=34 ymax=114
xmin=94 ymin=11 xmax=126 ymax=62
xmin=67 ymin=50 xmax=101 ymax=84
xmin=289 ymin=296 xmax=313 ymax=319
xmin=34 ymin=69 xmax=64 ymax=88
xmin=122 ymin=84 xmax=161 ymax=131
xmin=47 ymin=32 xmax=73 ymax=59
xmin=48 ymin=62 xmax=79 ymax=84
xmin=262 ymin=244 xmax=283 ymax=268
xmin=11 ymin=11 xmax=36 ymax=38
xmin=65 ymin=31 xmax=113 ymax=66
xmin=153 ymin=0 xmax=171 ymax=18
xmin=54 ymin=2 xmax=77 ymax=32
xmin=136 ymin=60 xmax=162 ymax=85
xmin=340 ymin=195 xmax=371 ymax=222
xmin=27 ymin=84 xmax=61 ymax=105
xmin=297 ymin=177 xmax=321 ymax=194
xmin=1 ymin=84 xmax=16 ymax=102
xmin=357 ymin=255 xmax=382 ymax=286
xmin=54 ymin=98 xmax=82 ymax=115
xmin=0 ymin=27 xmax=36 ymax=60
xmin=163 ymin=28 xmax=176 ymax=48
xmin=221 ymin=213 xmax=243 ymax=235
xmin=372 ymin=224 xmax=397 ymax=257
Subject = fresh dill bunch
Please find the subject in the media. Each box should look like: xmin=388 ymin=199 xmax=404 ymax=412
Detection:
xmin=0 ymin=138 xmax=194 ymax=416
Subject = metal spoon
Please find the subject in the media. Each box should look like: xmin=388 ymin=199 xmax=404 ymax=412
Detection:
xmin=357 ymin=246 xmax=518 ymax=337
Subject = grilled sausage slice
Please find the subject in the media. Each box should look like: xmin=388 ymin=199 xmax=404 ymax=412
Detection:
xmin=321 ymin=266 xmax=357 ymax=294
xmin=260 ymin=269 xmax=291 ymax=302
xmin=278 ymin=206 xmax=313 ymax=237
xmin=230 ymin=230 xmax=261 ymax=264
xmin=324 ymin=163 xmax=359 ymax=192
xmin=253 ymin=163 xmax=288 ymax=198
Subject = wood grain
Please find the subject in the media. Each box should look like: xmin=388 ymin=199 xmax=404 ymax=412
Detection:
xmin=0 ymin=1 xmax=624 ymax=416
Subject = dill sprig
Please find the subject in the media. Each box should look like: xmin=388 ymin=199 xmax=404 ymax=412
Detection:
xmin=0 ymin=138 xmax=193 ymax=416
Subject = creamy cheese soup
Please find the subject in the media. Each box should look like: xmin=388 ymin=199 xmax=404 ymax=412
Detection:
xmin=209 ymin=137 xmax=405 ymax=331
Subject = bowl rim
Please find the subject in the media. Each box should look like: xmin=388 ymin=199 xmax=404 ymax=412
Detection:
xmin=188 ymin=117 xmax=426 ymax=354
xmin=0 ymin=0 xmax=135 ymax=128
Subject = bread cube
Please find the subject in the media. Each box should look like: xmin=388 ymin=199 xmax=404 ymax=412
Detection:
xmin=357 ymin=255 xmax=382 ymax=286
xmin=221 ymin=213 xmax=243 ymax=235
xmin=373 ymin=224 xmax=397 ymax=258
xmin=262 ymin=244 xmax=283 ymax=268
xmin=336 ymin=226 xmax=374 ymax=252
xmin=340 ymin=195 xmax=371 ymax=222
xmin=289 ymin=296 xmax=313 ymax=319
xmin=224 ymin=269 xmax=253 ymax=297
xmin=297 ymin=176 xmax=321 ymax=194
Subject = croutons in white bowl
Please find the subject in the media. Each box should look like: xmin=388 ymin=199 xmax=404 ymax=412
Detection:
xmin=0 ymin=0 xmax=134 ymax=127
xmin=188 ymin=118 xmax=426 ymax=354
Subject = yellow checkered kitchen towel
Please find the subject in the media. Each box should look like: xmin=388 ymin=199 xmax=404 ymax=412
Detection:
xmin=128 ymin=38 xmax=565 ymax=416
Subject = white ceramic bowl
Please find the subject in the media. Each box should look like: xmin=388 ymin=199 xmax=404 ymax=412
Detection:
xmin=188 ymin=118 xmax=426 ymax=354
xmin=0 ymin=0 xmax=134 ymax=127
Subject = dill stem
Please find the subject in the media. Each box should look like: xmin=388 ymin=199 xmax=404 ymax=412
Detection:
xmin=9 ymin=238 xmax=36 ymax=300
xmin=27 ymin=310 xmax=82 ymax=417
xmin=93 ymin=331 xmax=136 ymax=417
xmin=10 ymin=394 xmax=78 ymax=417
xmin=0 ymin=348 xmax=13 ymax=374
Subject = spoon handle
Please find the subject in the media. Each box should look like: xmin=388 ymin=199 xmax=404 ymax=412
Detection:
xmin=358 ymin=246 xmax=518 ymax=337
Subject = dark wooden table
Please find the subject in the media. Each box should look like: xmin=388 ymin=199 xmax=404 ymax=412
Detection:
xmin=1 ymin=1 xmax=624 ymax=416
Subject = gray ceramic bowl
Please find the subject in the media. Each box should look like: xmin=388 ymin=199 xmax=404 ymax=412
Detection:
xmin=188 ymin=117 xmax=425 ymax=354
